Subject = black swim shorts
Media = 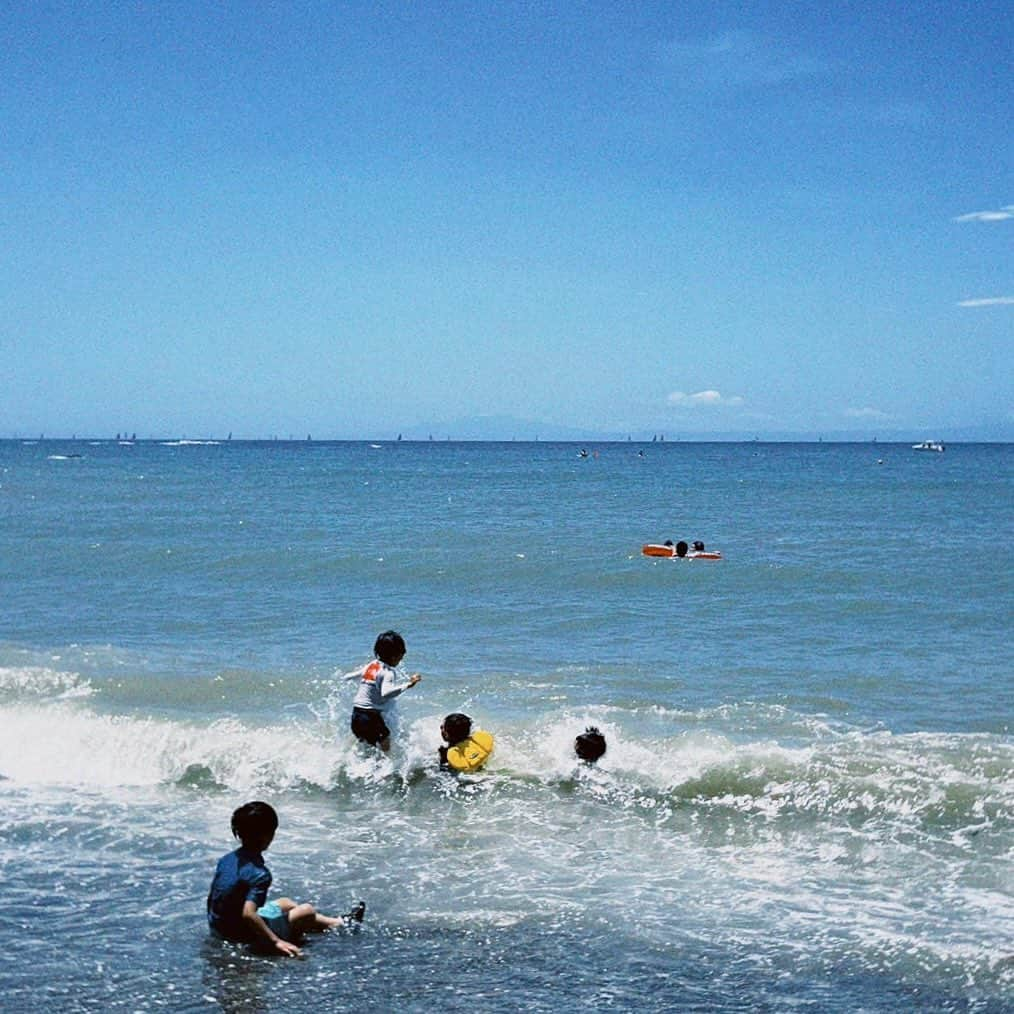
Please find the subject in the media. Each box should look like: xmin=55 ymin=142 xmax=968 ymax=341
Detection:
xmin=350 ymin=707 xmax=390 ymax=745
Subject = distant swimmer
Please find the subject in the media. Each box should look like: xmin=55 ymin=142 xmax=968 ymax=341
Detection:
xmin=575 ymin=727 xmax=607 ymax=764
xmin=344 ymin=630 xmax=422 ymax=753
xmin=439 ymin=713 xmax=494 ymax=773
xmin=642 ymin=540 xmax=723 ymax=560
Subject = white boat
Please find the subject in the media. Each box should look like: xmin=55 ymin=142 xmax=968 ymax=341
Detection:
xmin=912 ymin=440 xmax=945 ymax=452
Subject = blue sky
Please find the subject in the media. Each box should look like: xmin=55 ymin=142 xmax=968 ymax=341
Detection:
xmin=2 ymin=2 xmax=1010 ymax=439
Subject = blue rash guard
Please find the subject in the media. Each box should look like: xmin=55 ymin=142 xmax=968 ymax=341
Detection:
xmin=206 ymin=847 xmax=271 ymax=942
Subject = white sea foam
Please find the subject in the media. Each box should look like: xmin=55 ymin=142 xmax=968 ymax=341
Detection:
xmin=3 ymin=689 xmax=1010 ymax=836
xmin=0 ymin=705 xmax=337 ymax=790
xmin=0 ymin=665 xmax=93 ymax=700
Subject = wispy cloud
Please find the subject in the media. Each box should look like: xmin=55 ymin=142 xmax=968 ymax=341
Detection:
xmin=668 ymin=390 xmax=744 ymax=408
xmin=953 ymin=206 xmax=1014 ymax=223
xmin=665 ymin=31 xmax=831 ymax=89
xmin=957 ymin=296 xmax=1014 ymax=307
xmin=844 ymin=406 xmax=891 ymax=420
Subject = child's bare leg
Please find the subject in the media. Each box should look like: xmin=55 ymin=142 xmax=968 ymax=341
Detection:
xmin=321 ymin=901 xmax=365 ymax=927
xmin=286 ymin=902 xmax=319 ymax=936
xmin=312 ymin=901 xmax=365 ymax=930
xmin=312 ymin=911 xmax=348 ymax=931
xmin=284 ymin=902 xmax=341 ymax=933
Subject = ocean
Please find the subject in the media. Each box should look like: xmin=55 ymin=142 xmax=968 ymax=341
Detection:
xmin=1 ymin=438 xmax=1010 ymax=1012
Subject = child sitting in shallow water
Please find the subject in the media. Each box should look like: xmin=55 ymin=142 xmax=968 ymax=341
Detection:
xmin=207 ymin=801 xmax=363 ymax=957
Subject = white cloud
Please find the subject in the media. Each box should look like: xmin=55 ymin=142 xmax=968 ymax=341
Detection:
xmin=844 ymin=406 xmax=891 ymax=420
xmin=953 ymin=206 xmax=1014 ymax=223
xmin=957 ymin=296 xmax=1014 ymax=307
xmin=668 ymin=389 xmax=745 ymax=408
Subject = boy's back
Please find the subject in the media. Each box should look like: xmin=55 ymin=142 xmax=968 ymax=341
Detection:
xmin=207 ymin=846 xmax=271 ymax=942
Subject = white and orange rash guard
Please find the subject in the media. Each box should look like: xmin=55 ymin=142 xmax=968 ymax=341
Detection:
xmin=344 ymin=659 xmax=413 ymax=713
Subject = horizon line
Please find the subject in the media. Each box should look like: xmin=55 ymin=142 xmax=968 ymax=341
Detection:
xmin=3 ymin=435 xmax=1008 ymax=445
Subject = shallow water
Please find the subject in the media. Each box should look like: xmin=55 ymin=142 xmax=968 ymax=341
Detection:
xmin=1 ymin=440 xmax=1011 ymax=1011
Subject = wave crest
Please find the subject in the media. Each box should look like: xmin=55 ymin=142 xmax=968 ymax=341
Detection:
xmin=0 ymin=666 xmax=94 ymax=701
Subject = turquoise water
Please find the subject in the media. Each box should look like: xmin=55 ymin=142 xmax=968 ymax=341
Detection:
xmin=1 ymin=440 xmax=1011 ymax=1011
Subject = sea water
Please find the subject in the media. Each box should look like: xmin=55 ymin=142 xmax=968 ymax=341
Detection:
xmin=0 ymin=439 xmax=1010 ymax=1012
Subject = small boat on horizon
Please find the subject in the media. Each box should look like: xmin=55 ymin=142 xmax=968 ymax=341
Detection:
xmin=912 ymin=440 xmax=945 ymax=452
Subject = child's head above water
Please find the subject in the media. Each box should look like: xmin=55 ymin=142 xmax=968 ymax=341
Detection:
xmin=441 ymin=713 xmax=472 ymax=745
xmin=231 ymin=800 xmax=278 ymax=850
xmin=575 ymin=727 xmax=607 ymax=763
xmin=374 ymin=630 xmax=406 ymax=666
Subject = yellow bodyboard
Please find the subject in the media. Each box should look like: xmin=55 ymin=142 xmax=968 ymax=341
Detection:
xmin=445 ymin=731 xmax=494 ymax=773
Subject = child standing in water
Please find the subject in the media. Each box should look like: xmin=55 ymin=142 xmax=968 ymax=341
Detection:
xmin=344 ymin=630 xmax=422 ymax=752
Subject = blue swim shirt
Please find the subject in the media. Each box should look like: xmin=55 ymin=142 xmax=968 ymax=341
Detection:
xmin=206 ymin=847 xmax=272 ymax=942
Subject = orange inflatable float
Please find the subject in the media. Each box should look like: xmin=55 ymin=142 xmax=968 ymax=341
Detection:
xmin=642 ymin=544 xmax=722 ymax=560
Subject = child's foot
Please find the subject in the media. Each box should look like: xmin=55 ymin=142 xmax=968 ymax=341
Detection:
xmin=344 ymin=901 xmax=366 ymax=924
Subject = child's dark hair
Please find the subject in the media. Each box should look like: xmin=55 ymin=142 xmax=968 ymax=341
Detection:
xmin=441 ymin=712 xmax=472 ymax=745
xmin=231 ymin=801 xmax=279 ymax=843
xmin=575 ymin=727 xmax=607 ymax=763
xmin=374 ymin=630 xmax=406 ymax=666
